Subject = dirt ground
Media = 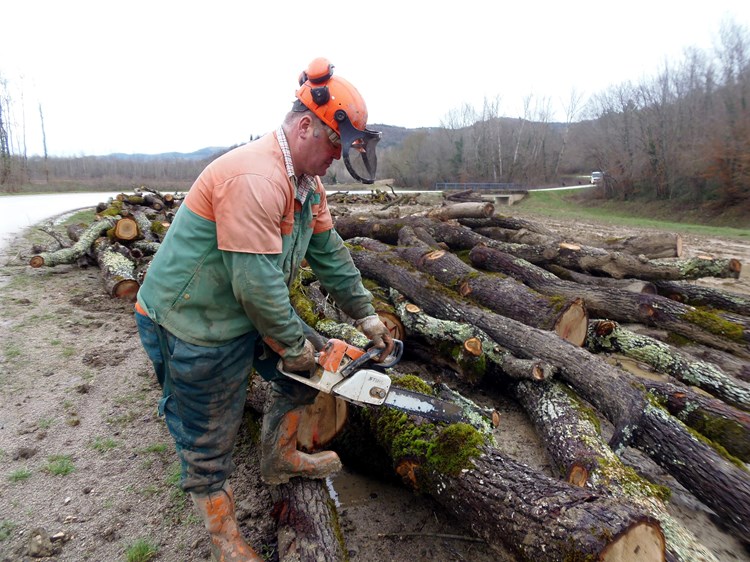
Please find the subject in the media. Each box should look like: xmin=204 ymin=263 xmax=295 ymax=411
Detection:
xmin=0 ymin=196 xmax=749 ymax=562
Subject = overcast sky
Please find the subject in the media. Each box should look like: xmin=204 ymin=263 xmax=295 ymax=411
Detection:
xmin=2 ymin=0 xmax=749 ymax=157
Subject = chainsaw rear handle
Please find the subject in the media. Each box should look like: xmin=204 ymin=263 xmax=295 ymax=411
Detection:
xmin=341 ymin=339 xmax=403 ymax=377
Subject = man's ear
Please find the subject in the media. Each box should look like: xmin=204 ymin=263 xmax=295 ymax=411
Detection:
xmin=298 ymin=114 xmax=314 ymax=139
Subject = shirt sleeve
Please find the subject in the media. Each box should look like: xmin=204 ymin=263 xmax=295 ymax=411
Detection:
xmin=305 ymin=229 xmax=376 ymax=320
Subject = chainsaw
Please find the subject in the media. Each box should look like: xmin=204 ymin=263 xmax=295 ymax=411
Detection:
xmin=277 ymin=337 xmax=466 ymax=424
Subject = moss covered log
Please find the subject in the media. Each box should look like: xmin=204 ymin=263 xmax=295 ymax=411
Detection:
xmin=29 ymin=216 xmax=119 ymax=268
xmin=654 ymin=279 xmax=750 ymax=316
xmin=513 ymin=379 xmax=717 ymax=562
xmin=372 ymin=407 xmax=665 ymax=560
xmin=587 ymin=319 xmax=750 ymax=411
xmin=640 ymin=377 xmax=750 ymax=463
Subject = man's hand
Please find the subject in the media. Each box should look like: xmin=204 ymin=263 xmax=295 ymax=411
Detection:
xmin=281 ymin=339 xmax=317 ymax=373
xmin=356 ymin=314 xmax=395 ymax=362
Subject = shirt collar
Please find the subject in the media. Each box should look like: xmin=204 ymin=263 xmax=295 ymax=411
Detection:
xmin=277 ymin=126 xmax=317 ymax=203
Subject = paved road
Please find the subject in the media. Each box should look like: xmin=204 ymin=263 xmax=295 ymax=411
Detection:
xmin=0 ymin=192 xmax=119 ymax=252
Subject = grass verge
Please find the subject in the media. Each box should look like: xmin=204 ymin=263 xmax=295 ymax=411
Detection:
xmin=514 ymin=188 xmax=750 ymax=239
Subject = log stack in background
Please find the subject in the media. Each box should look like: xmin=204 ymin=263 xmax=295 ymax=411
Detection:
xmin=26 ymin=189 xmax=750 ymax=561
xmin=28 ymin=188 xmax=183 ymax=300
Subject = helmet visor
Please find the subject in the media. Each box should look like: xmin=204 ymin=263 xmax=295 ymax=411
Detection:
xmin=337 ymin=115 xmax=381 ymax=184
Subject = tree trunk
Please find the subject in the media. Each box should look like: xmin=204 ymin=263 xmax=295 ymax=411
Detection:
xmin=340 ymin=384 xmax=665 ymax=560
xmin=336 ymin=216 xmax=741 ymax=281
xmin=458 ymin=215 xmax=555 ymax=235
xmin=425 ymin=201 xmax=495 ymax=220
xmin=348 ymin=243 xmax=750 ymax=543
xmin=113 ymin=216 xmax=140 ymax=242
xmin=468 ymin=244 xmax=750 ymax=359
xmin=586 ymin=319 xmax=750 ymax=411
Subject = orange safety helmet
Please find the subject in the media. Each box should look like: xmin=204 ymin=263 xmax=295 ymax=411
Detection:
xmin=295 ymin=57 xmax=381 ymax=184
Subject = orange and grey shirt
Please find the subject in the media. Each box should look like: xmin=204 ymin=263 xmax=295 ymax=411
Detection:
xmin=136 ymin=130 xmax=374 ymax=358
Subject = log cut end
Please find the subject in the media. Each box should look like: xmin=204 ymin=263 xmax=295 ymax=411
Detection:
xmin=112 ymin=279 xmax=140 ymax=302
xmin=599 ymin=519 xmax=666 ymax=562
xmin=554 ymin=297 xmax=589 ymax=347
xmin=730 ymin=258 xmax=742 ymax=278
xmin=567 ymin=464 xmax=589 ymax=487
xmin=29 ymin=255 xmax=45 ymax=268
xmin=297 ymin=393 xmax=348 ymax=452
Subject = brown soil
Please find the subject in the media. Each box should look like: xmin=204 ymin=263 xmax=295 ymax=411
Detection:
xmin=0 ymin=198 xmax=749 ymax=562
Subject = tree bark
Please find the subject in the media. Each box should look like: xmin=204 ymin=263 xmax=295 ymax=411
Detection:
xmin=29 ymin=216 xmax=118 ymax=268
xmin=343 ymin=384 xmax=665 ymax=560
xmin=425 ymin=201 xmax=495 ymax=220
xmin=270 ymin=478 xmax=347 ymax=562
xmin=586 ymin=319 xmax=750 ymax=411
xmin=653 ymin=279 xmax=750 ymax=316
xmin=468 ymin=244 xmax=750 ymax=359
xmin=640 ymin=377 xmax=750 ymax=463
xmin=348 ymin=243 xmax=750 ymax=543
xmin=91 ymin=238 xmax=139 ymax=301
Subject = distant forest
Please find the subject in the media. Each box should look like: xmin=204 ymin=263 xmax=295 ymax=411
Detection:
xmin=1 ymin=21 xmax=748 ymax=214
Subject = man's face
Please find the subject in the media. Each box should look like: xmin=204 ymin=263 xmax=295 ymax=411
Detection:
xmin=300 ymin=117 xmax=342 ymax=177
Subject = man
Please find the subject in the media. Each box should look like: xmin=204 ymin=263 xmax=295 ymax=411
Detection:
xmin=134 ymin=58 xmax=394 ymax=561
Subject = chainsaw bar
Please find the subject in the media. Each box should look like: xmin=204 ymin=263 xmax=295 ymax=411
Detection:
xmin=382 ymin=387 xmax=466 ymax=423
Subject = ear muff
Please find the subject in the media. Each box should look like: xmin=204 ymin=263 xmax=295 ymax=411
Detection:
xmin=311 ymin=86 xmax=330 ymax=106
xmin=299 ymin=59 xmax=334 ymax=106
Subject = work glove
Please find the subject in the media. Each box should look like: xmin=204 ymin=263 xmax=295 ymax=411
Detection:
xmin=281 ymin=339 xmax=317 ymax=373
xmin=355 ymin=314 xmax=395 ymax=363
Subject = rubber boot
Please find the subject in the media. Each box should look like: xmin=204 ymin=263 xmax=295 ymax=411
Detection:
xmin=260 ymin=407 xmax=342 ymax=485
xmin=190 ymin=482 xmax=262 ymax=562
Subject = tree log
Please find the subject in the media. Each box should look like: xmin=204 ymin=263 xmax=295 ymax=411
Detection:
xmin=468 ymin=244 xmax=750 ymax=359
xmin=91 ymin=238 xmax=140 ymax=301
xmin=361 ymin=402 xmax=665 ymax=560
xmin=391 ymin=295 xmax=556 ymax=383
xmin=428 ymin=219 xmax=741 ymax=281
xmin=639 ymin=377 xmax=750 ymax=463
xmin=458 ymin=215 xmax=555 ymax=235
xmin=425 ymin=201 xmax=495 ymax=220
xmin=270 ymin=478 xmax=347 ymax=562
xmin=29 ymin=216 xmax=118 ymax=268
xmin=112 ymin=217 xmax=140 ymax=242
xmin=547 ymin=264 xmax=658 ymax=294
xmin=653 ymin=279 xmax=750 ymax=316
xmin=393 ymin=226 xmax=589 ymax=346
xmin=586 ymin=319 xmax=750 ymax=411
xmin=348 ymin=243 xmax=750 ymax=542
xmin=513 ymin=378 xmax=717 ymax=562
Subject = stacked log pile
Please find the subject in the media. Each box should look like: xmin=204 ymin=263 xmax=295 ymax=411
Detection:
xmin=26 ymin=191 xmax=750 ymax=561
xmin=27 ymin=189 xmax=183 ymax=300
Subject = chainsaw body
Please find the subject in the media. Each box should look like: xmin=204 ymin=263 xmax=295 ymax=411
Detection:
xmin=277 ymin=339 xmax=402 ymax=406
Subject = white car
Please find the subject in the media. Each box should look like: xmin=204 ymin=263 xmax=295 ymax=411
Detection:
xmin=591 ymin=171 xmax=604 ymax=185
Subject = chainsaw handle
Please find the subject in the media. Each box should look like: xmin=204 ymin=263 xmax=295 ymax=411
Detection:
xmin=341 ymin=339 xmax=403 ymax=376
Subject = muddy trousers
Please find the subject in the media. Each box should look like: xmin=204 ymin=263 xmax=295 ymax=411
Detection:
xmin=135 ymin=310 xmax=256 ymax=495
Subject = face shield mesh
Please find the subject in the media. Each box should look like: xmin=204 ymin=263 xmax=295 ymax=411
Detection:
xmin=336 ymin=113 xmax=381 ymax=184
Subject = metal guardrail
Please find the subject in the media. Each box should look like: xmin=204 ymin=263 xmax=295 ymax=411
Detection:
xmin=432 ymin=182 xmax=524 ymax=191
